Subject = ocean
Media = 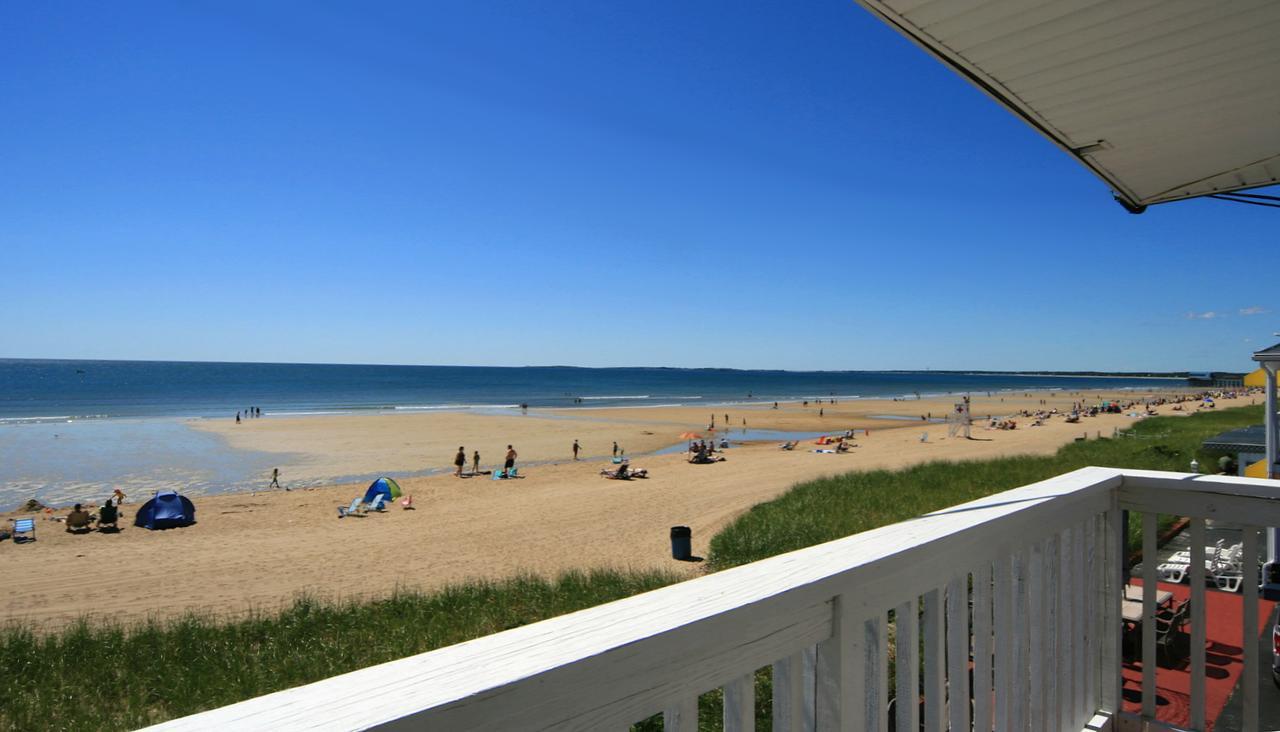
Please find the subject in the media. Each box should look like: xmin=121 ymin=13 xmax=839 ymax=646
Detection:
xmin=0 ymin=359 xmax=1183 ymax=422
xmin=0 ymin=359 xmax=1184 ymax=511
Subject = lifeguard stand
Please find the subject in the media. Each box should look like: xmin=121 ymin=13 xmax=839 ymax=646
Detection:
xmin=947 ymin=395 xmax=972 ymax=439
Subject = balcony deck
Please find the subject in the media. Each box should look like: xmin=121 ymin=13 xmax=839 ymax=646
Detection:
xmin=146 ymin=467 xmax=1280 ymax=731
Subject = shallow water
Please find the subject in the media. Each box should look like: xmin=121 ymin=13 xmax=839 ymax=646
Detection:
xmin=0 ymin=420 xmax=849 ymax=510
xmin=650 ymin=429 xmax=837 ymax=455
xmin=0 ymin=418 xmax=281 ymax=511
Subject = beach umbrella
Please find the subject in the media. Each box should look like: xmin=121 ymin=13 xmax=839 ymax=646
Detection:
xmin=679 ymin=432 xmax=702 ymax=440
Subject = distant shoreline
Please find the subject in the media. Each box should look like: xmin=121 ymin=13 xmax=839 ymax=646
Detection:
xmin=0 ymin=356 xmax=1225 ymax=378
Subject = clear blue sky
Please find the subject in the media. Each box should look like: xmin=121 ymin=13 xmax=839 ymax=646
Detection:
xmin=2 ymin=1 xmax=1274 ymax=372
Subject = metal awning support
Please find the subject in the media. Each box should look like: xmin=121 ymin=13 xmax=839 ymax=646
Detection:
xmin=1207 ymin=193 xmax=1280 ymax=210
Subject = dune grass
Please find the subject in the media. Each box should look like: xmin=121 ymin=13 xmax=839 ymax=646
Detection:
xmin=0 ymin=570 xmax=680 ymax=732
xmin=2 ymin=405 xmax=1261 ymax=731
xmin=708 ymin=404 xmax=1263 ymax=571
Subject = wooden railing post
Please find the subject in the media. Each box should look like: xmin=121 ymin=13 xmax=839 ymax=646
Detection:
xmin=1099 ymin=506 xmax=1124 ymax=715
xmin=945 ymin=576 xmax=970 ymax=732
xmin=1242 ymin=527 xmax=1261 ymax=732
xmin=972 ymin=563 xmax=993 ymax=731
xmin=815 ymin=595 xmax=856 ymax=732
xmin=895 ymin=598 xmax=919 ymax=732
xmin=772 ymin=652 xmax=806 ymax=732
xmin=724 ymin=673 xmax=755 ymax=732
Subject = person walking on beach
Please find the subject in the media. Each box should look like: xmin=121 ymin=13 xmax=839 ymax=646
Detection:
xmin=472 ymin=450 xmax=480 ymax=475
xmin=505 ymin=445 xmax=517 ymax=473
xmin=235 ymin=411 xmax=241 ymax=424
xmin=612 ymin=441 xmax=618 ymax=458
xmin=572 ymin=439 xmax=580 ymax=460
xmin=454 ymin=447 xmax=466 ymax=477
xmin=269 ymin=468 xmax=281 ymax=490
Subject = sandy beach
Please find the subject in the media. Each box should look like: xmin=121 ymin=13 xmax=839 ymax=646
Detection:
xmin=2 ymin=388 xmax=1250 ymax=629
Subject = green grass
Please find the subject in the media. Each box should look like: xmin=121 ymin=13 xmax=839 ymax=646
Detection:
xmin=0 ymin=570 xmax=680 ymax=732
xmin=1 ymin=405 xmax=1261 ymax=731
xmin=708 ymin=404 xmax=1263 ymax=570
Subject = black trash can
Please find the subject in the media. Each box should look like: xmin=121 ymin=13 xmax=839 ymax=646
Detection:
xmin=670 ymin=525 xmax=692 ymax=560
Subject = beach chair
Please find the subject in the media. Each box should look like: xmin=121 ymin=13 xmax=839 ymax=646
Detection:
xmin=492 ymin=469 xmax=506 ymax=481
xmin=1155 ymin=600 xmax=1189 ymax=665
xmin=508 ymin=467 xmax=518 ymax=478
xmin=366 ymin=495 xmax=387 ymax=512
xmin=400 ymin=495 xmax=414 ymax=510
xmin=1208 ymin=540 xmax=1244 ymax=592
xmin=98 ymin=503 xmax=119 ymax=532
xmin=11 ymin=518 xmax=35 ymax=543
xmin=337 ymin=498 xmax=365 ymax=518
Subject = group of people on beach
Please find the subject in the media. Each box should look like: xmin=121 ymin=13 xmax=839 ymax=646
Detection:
xmin=454 ymin=445 xmax=518 ymax=477
xmin=59 ymin=488 xmax=128 ymax=534
xmin=234 ymin=407 xmax=262 ymax=423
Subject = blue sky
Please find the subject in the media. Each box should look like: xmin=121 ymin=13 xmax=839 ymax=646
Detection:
xmin=2 ymin=1 xmax=1274 ymax=372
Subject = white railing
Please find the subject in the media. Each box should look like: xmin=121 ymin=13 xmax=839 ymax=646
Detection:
xmin=147 ymin=468 xmax=1280 ymax=731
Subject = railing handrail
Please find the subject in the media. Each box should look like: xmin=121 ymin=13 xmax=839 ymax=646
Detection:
xmin=143 ymin=468 xmax=1280 ymax=731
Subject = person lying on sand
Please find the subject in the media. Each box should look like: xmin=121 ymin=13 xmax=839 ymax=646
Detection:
xmin=600 ymin=464 xmax=649 ymax=479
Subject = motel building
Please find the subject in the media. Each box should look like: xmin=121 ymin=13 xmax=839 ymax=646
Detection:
xmin=150 ymin=2 xmax=1280 ymax=731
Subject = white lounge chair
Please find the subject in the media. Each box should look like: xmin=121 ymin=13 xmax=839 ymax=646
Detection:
xmin=337 ymin=497 xmax=365 ymax=518
xmin=1209 ymin=540 xmax=1245 ymax=592
xmin=1157 ymin=560 xmax=1188 ymax=584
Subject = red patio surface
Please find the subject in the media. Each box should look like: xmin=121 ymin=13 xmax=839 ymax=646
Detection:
xmin=1120 ymin=579 xmax=1275 ymax=731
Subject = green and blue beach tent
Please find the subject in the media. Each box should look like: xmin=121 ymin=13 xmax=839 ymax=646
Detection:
xmin=362 ymin=477 xmax=403 ymax=505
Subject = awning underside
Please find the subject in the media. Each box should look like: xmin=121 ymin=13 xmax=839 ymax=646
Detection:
xmin=856 ymin=0 xmax=1280 ymax=209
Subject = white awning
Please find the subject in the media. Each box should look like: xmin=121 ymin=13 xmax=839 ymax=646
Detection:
xmin=855 ymin=0 xmax=1280 ymax=211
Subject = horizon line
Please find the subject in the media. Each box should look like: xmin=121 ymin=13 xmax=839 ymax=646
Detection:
xmin=0 ymin=355 xmax=1221 ymax=377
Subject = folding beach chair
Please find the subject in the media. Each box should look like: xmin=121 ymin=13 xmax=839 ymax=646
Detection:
xmin=366 ymin=495 xmax=387 ymax=512
xmin=400 ymin=495 xmax=414 ymax=510
xmin=11 ymin=518 xmax=35 ymax=543
xmin=337 ymin=498 xmax=365 ymax=518
xmin=98 ymin=503 xmax=120 ymax=532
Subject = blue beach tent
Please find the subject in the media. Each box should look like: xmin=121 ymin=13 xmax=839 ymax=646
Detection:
xmin=361 ymin=477 xmax=403 ymax=505
xmin=134 ymin=491 xmax=196 ymax=530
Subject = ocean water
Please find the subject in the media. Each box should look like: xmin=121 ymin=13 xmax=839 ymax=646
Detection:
xmin=0 ymin=359 xmax=1183 ymax=422
xmin=0 ymin=359 xmax=1184 ymax=510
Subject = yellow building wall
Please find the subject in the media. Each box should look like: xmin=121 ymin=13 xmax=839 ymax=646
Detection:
xmin=1245 ymin=368 xmax=1267 ymax=387
xmin=1246 ymin=458 xmax=1270 ymax=478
